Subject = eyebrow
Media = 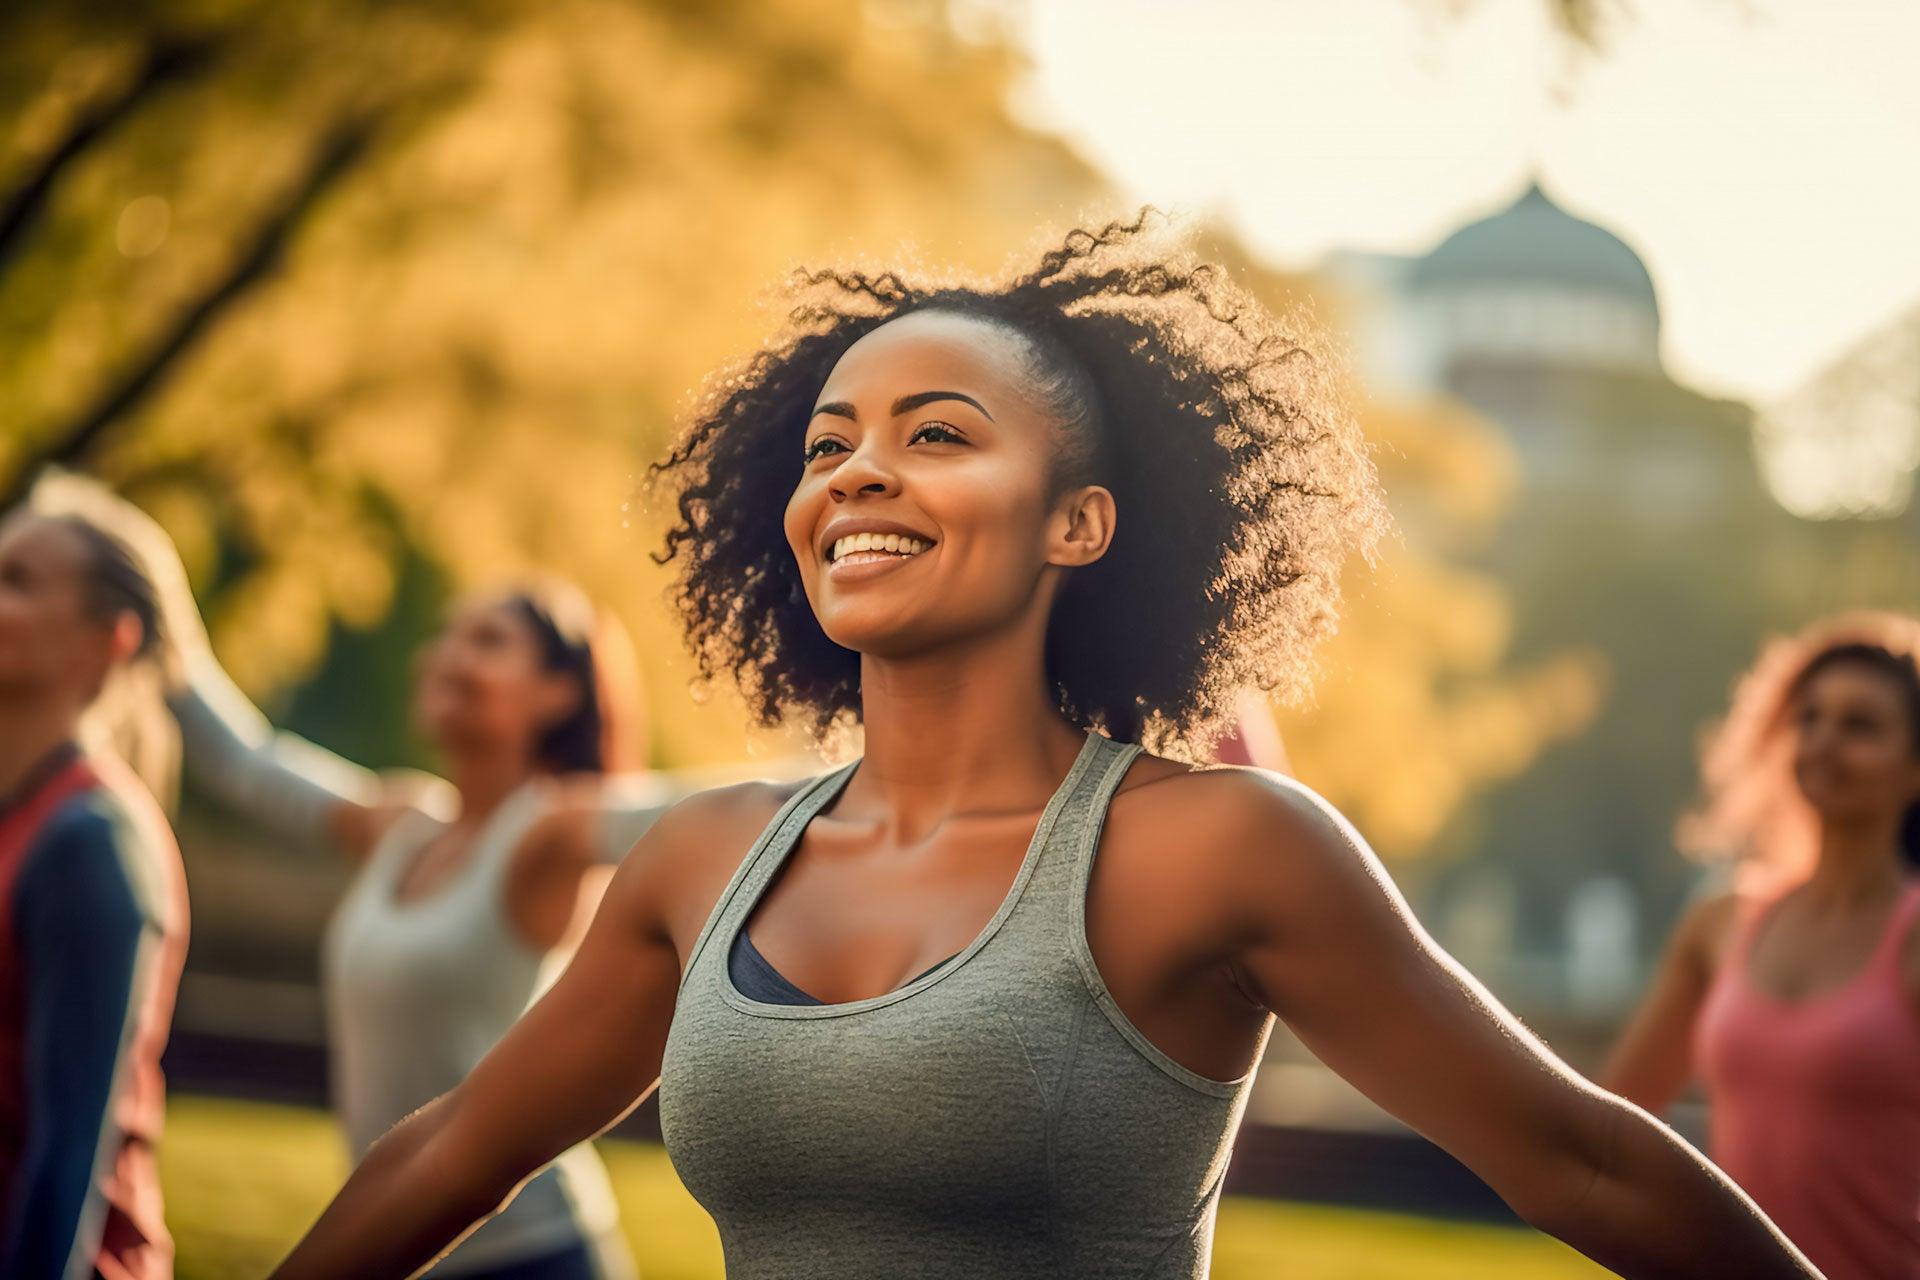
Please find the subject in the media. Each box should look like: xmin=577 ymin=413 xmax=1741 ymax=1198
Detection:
xmin=810 ymin=390 xmax=995 ymax=423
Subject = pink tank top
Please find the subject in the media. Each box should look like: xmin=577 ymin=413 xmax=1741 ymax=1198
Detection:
xmin=1694 ymin=879 xmax=1920 ymax=1280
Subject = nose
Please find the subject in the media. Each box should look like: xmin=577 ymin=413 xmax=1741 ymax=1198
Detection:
xmin=1798 ymin=719 xmax=1839 ymax=760
xmin=827 ymin=442 xmax=901 ymax=503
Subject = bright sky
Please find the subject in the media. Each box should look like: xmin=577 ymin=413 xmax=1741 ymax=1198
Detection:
xmin=1009 ymin=0 xmax=1920 ymax=405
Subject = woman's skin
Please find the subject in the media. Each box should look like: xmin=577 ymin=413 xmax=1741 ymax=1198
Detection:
xmin=271 ymin=311 xmax=1818 ymax=1279
xmin=1604 ymin=661 xmax=1920 ymax=1111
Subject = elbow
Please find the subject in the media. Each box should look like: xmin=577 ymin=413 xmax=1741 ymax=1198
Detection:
xmin=1508 ymin=1093 xmax=1628 ymax=1238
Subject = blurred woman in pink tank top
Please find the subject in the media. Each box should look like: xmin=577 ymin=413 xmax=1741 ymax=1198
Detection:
xmin=1604 ymin=611 xmax=1920 ymax=1280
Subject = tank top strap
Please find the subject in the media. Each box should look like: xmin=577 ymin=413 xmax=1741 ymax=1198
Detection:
xmin=1017 ymin=731 xmax=1143 ymax=906
xmin=358 ymin=804 xmax=439 ymax=897
xmin=679 ymin=760 xmax=859 ymax=990
xmin=1723 ymin=890 xmax=1779 ymax=969
xmin=1866 ymin=878 xmax=1920 ymax=977
xmin=459 ymin=781 xmax=548 ymax=888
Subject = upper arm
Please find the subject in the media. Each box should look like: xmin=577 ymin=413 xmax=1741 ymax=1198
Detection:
xmin=1213 ymin=772 xmax=1615 ymax=1225
xmin=1599 ymin=891 xmax=1732 ymax=1112
xmin=430 ymin=784 xmax=772 ymax=1189
xmin=1 ymin=801 xmax=154 ymax=1275
xmin=170 ymin=656 xmax=381 ymax=857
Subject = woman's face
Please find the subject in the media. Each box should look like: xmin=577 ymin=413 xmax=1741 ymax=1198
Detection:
xmin=412 ymin=596 xmax=578 ymax=761
xmin=0 ymin=515 xmax=124 ymax=704
xmin=1790 ymin=660 xmax=1920 ymax=826
xmin=783 ymin=311 xmax=1111 ymax=660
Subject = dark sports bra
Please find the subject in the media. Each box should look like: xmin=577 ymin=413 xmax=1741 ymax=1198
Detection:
xmin=726 ymin=930 xmax=959 ymax=1007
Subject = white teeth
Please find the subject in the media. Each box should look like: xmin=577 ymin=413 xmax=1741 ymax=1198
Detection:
xmin=829 ymin=534 xmax=932 ymax=562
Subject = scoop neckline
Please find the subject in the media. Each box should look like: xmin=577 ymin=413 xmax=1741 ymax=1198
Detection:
xmin=380 ymin=780 xmax=541 ymax=913
xmin=1736 ymin=879 xmax=1920 ymax=1011
xmin=717 ymin=729 xmax=1106 ymax=1021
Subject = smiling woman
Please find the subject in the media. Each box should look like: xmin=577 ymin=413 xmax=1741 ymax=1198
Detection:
xmin=652 ymin=211 xmax=1384 ymax=756
xmin=265 ymin=214 xmax=1820 ymax=1280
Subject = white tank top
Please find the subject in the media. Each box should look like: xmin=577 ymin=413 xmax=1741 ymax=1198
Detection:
xmin=322 ymin=782 xmax=629 ymax=1276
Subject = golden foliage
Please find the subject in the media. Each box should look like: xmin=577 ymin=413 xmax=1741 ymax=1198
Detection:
xmin=5 ymin=0 xmax=1594 ymax=856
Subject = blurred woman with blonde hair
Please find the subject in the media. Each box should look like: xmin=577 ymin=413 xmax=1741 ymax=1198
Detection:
xmin=1604 ymin=611 xmax=1920 ymax=1279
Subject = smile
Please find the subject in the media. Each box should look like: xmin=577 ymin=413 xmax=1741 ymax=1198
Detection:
xmin=828 ymin=532 xmax=932 ymax=562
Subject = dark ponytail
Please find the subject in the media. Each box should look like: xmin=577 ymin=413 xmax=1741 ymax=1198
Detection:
xmin=49 ymin=514 xmax=164 ymax=658
xmin=505 ymin=582 xmax=610 ymax=775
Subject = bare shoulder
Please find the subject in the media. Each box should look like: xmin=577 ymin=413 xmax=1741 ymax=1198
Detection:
xmin=1671 ymin=889 xmax=1744 ymax=974
xmin=1115 ymin=755 xmax=1356 ymax=850
xmin=1104 ymin=756 xmax=1365 ymax=911
xmin=607 ymin=773 xmax=815 ymax=946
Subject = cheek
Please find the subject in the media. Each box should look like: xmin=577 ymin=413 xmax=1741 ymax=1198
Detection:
xmin=922 ymin=458 xmax=1049 ymax=555
xmin=952 ymin=509 xmax=1051 ymax=598
xmin=1855 ymin=734 xmax=1919 ymax=786
xmin=784 ymin=479 xmax=824 ymax=568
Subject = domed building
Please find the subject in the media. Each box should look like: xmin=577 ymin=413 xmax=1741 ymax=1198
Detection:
xmin=1407 ymin=182 xmax=1662 ymax=377
xmin=1335 ymin=180 xmax=1747 ymax=503
xmin=1323 ymin=180 xmax=1798 ymax=1013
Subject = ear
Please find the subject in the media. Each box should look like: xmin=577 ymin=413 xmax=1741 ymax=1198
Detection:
xmin=1047 ymin=484 xmax=1116 ymax=569
xmin=534 ymin=668 xmax=586 ymax=727
xmin=106 ymin=611 xmax=144 ymax=666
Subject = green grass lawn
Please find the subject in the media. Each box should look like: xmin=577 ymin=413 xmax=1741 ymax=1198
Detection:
xmin=160 ymin=1095 xmax=1607 ymax=1279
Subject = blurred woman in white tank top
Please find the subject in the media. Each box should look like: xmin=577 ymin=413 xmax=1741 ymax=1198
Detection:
xmin=67 ymin=471 xmax=692 ymax=1280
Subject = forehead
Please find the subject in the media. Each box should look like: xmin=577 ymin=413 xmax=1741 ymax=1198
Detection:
xmin=0 ymin=515 xmax=91 ymax=582
xmin=1801 ymin=659 xmax=1908 ymax=710
xmin=444 ymin=594 xmax=529 ymax=633
xmin=817 ymin=311 xmax=1036 ymax=409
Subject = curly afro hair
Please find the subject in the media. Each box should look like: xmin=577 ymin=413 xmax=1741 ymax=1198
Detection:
xmin=1678 ymin=611 xmax=1920 ymax=886
xmin=650 ymin=212 xmax=1386 ymax=758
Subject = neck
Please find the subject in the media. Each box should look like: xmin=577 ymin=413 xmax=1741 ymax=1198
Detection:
xmin=0 ymin=691 xmax=83 ymax=802
xmin=1802 ymin=812 xmax=1908 ymax=908
xmin=441 ymin=740 xmax=539 ymax=826
xmin=851 ymin=596 xmax=1088 ymax=840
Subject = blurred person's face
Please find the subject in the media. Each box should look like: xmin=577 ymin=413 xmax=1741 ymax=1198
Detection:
xmin=1790 ymin=660 xmax=1920 ymax=828
xmin=0 ymin=515 xmax=131 ymax=709
xmin=411 ymin=596 xmax=579 ymax=765
xmin=783 ymin=310 xmax=1108 ymax=659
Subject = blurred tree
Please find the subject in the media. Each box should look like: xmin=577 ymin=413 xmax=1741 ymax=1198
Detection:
xmin=3 ymin=0 xmax=1588 ymax=866
xmin=1272 ymin=395 xmax=1602 ymax=860
xmin=1 ymin=0 xmax=1105 ymax=766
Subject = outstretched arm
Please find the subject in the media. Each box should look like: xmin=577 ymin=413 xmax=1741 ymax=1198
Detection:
xmin=169 ymin=650 xmax=392 ymax=855
xmin=1212 ymin=773 xmax=1817 ymax=1279
xmin=268 ymin=792 xmax=706 ymax=1280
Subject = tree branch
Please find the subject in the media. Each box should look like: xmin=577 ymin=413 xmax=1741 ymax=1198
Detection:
xmin=4 ymin=114 xmax=381 ymax=508
xmin=0 ymin=34 xmax=219 ymax=275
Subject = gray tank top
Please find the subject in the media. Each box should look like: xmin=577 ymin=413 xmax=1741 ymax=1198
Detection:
xmin=659 ymin=730 xmax=1270 ymax=1279
xmin=324 ymin=783 xmax=630 ymax=1277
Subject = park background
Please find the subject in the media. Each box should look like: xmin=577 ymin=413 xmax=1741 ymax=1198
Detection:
xmin=5 ymin=0 xmax=1919 ymax=1275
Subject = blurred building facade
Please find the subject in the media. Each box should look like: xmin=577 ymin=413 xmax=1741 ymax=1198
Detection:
xmin=1324 ymin=182 xmax=1799 ymax=1014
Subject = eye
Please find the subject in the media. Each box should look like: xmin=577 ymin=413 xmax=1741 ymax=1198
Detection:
xmin=802 ymin=437 xmax=848 ymax=464
xmin=909 ymin=422 xmax=965 ymax=445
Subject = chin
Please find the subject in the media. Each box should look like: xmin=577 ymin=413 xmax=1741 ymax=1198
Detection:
xmin=818 ymin=605 xmax=918 ymax=648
